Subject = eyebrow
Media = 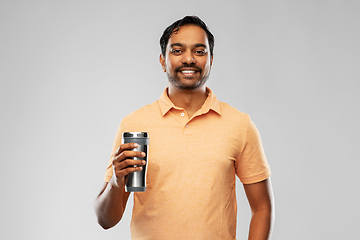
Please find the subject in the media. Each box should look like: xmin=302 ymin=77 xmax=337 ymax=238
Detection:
xmin=194 ymin=43 xmax=207 ymax=49
xmin=170 ymin=43 xmax=208 ymax=49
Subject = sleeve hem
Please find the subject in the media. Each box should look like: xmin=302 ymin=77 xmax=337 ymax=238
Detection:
xmin=240 ymin=170 xmax=271 ymax=184
xmin=103 ymin=164 xmax=113 ymax=182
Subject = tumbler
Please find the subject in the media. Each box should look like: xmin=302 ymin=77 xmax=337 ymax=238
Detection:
xmin=122 ymin=132 xmax=149 ymax=192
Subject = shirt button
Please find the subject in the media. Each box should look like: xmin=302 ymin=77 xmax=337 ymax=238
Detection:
xmin=180 ymin=113 xmax=185 ymax=117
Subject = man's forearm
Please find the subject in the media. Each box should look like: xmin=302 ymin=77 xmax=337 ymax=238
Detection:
xmin=248 ymin=209 xmax=274 ymax=240
xmin=94 ymin=181 xmax=129 ymax=229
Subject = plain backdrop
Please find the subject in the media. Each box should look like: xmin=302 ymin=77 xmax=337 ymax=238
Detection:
xmin=1 ymin=0 xmax=359 ymax=239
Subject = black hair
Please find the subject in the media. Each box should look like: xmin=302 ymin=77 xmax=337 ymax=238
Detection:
xmin=160 ymin=16 xmax=214 ymax=58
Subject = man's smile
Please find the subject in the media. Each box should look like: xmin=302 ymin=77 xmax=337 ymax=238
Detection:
xmin=178 ymin=68 xmax=199 ymax=77
xmin=181 ymin=70 xmax=196 ymax=74
xmin=175 ymin=65 xmax=202 ymax=78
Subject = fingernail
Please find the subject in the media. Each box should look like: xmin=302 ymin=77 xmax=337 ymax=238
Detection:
xmin=142 ymin=160 xmax=146 ymax=165
xmin=134 ymin=143 xmax=138 ymax=147
xmin=141 ymin=152 xmax=146 ymax=157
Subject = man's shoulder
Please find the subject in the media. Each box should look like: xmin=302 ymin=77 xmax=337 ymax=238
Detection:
xmin=219 ymin=100 xmax=250 ymax=121
xmin=123 ymin=100 xmax=160 ymax=121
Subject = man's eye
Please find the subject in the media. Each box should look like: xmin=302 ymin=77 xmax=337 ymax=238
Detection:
xmin=196 ymin=50 xmax=205 ymax=55
xmin=171 ymin=49 xmax=181 ymax=54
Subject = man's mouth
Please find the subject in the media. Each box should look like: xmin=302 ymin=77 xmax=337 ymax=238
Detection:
xmin=180 ymin=70 xmax=197 ymax=74
xmin=176 ymin=66 xmax=202 ymax=77
xmin=178 ymin=69 xmax=198 ymax=78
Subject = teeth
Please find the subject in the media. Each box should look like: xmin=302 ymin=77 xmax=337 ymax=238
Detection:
xmin=181 ymin=70 xmax=196 ymax=73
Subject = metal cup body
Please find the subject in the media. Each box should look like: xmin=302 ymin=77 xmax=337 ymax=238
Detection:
xmin=122 ymin=132 xmax=149 ymax=192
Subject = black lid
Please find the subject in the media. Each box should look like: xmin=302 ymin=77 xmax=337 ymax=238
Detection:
xmin=122 ymin=132 xmax=149 ymax=138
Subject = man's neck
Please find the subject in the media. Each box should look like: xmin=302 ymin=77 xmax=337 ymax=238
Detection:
xmin=167 ymin=85 xmax=208 ymax=118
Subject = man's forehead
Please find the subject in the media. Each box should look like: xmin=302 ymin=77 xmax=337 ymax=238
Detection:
xmin=167 ymin=25 xmax=209 ymax=48
xmin=169 ymin=43 xmax=208 ymax=49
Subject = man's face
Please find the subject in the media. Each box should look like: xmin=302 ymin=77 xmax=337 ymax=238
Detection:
xmin=160 ymin=25 xmax=213 ymax=90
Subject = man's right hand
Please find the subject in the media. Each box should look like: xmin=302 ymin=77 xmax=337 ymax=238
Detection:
xmin=95 ymin=142 xmax=145 ymax=229
xmin=110 ymin=142 xmax=146 ymax=188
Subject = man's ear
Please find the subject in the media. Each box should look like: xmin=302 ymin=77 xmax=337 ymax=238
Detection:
xmin=159 ymin=54 xmax=166 ymax=72
xmin=210 ymin=55 xmax=214 ymax=66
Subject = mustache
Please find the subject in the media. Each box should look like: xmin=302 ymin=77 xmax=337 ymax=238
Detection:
xmin=175 ymin=63 xmax=202 ymax=73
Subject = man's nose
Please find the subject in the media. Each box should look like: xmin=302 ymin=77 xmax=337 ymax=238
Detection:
xmin=182 ymin=50 xmax=195 ymax=64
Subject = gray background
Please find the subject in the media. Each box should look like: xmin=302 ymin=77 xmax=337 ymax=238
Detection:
xmin=1 ymin=0 xmax=359 ymax=239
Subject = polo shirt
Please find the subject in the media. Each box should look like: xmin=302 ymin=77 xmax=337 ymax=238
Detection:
xmin=104 ymin=87 xmax=271 ymax=240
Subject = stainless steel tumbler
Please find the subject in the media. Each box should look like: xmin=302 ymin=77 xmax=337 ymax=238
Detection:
xmin=122 ymin=132 xmax=149 ymax=192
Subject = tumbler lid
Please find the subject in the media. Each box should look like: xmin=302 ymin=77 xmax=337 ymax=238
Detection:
xmin=122 ymin=132 xmax=149 ymax=138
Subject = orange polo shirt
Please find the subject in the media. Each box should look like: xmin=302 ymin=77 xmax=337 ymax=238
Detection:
xmin=104 ymin=87 xmax=271 ymax=240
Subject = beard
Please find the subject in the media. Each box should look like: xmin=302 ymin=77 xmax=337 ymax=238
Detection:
xmin=166 ymin=63 xmax=211 ymax=90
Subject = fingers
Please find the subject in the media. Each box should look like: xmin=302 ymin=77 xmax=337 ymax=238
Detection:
xmin=113 ymin=159 xmax=146 ymax=179
xmin=115 ymin=163 xmax=144 ymax=179
xmin=113 ymin=147 xmax=146 ymax=164
xmin=117 ymin=158 xmax=146 ymax=170
xmin=112 ymin=143 xmax=147 ymax=179
xmin=114 ymin=142 xmax=139 ymax=157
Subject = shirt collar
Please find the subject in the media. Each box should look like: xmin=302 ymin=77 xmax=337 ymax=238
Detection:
xmin=158 ymin=87 xmax=222 ymax=116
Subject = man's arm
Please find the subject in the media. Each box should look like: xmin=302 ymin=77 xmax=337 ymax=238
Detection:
xmin=94 ymin=181 xmax=130 ymax=229
xmin=243 ymin=178 xmax=275 ymax=240
xmin=94 ymin=143 xmax=146 ymax=229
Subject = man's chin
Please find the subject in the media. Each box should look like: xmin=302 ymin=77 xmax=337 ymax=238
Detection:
xmin=168 ymin=76 xmax=208 ymax=90
xmin=173 ymin=81 xmax=203 ymax=90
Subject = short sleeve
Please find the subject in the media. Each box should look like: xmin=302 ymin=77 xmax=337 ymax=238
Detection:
xmin=235 ymin=117 xmax=271 ymax=184
xmin=103 ymin=118 xmax=127 ymax=182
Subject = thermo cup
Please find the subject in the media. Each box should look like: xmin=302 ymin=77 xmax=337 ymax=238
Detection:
xmin=122 ymin=132 xmax=149 ymax=192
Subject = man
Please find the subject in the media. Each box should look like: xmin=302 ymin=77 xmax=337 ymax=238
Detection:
xmin=95 ymin=16 xmax=274 ymax=240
